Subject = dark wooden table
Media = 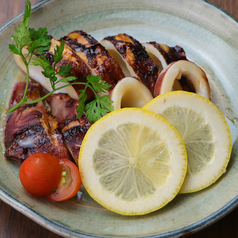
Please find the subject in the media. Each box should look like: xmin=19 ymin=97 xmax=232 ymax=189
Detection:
xmin=1 ymin=0 xmax=238 ymax=237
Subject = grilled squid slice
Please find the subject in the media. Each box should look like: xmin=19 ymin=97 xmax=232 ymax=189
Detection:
xmin=154 ymin=60 xmax=210 ymax=99
xmin=110 ymin=77 xmax=153 ymax=110
xmin=8 ymin=82 xmax=43 ymax=109
xmin=46 ymin=93 xmax=91 ymax=165
xmin=142 ymin=42 xmax=187 ymax=71
xmin=45 ymin=37 xmax=92 ymax=79
xmin=101 ymin=33 xmax=159 ymax=94
xmin=14 ymin=37 xmax=95 ymax=99
xmin=5 ymin=82 xmax=70 ymax=162
xmin=62 ymin=30 xmax=125 ymax=90
xmin=5 ymin=103 xmax=69 ymax=162
xmin=14 ymin=47 xmax=79 ymax=100
xmin=143 ymin=42 xmax=188 ymax=90
xmin=45 ymin=37 xmax=94 ymax=98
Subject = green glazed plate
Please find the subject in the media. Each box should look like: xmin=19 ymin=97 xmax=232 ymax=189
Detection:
xmin=0 ymin=0 xmax=238 ymax=237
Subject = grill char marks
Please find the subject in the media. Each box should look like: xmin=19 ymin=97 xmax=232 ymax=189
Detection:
xmin=101 ymin=34 xmax=159 ymax=94
xmin=5 ymin=109 xmax=69 ymax=162
xmin=46 ymin=93 xmax=91 ymax=164
xmin=62 ymin=30 xmax=125 ymax=90
xmin=146 ymin=42 xmax=187 ymax=65
xmin=62 ymin=119 xmax=90 ymax=165
xmin=5 ymin=82 xmax=91 ymax=164
xmin=44 ymin=37 xmax=93 ymax=98
xmin=4 ymin=82 xmax=69 ymax=162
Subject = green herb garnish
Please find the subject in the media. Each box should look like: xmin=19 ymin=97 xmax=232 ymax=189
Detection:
xmin=8 ymin=0 xmax=113 ymax=123
xmin=78 ymin=75 xmax=113 ymax=123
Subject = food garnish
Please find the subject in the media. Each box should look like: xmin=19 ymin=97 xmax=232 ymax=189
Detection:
xmin=19 ymin=153 xmax=62 ymax=197
xmin=78 ymin=108 xmax=187 ymax=215
xmin=8 ymin=0 xmax=113 ymax=124
xmin=143 ymin=91 xmax=232 ymax=193
xmin=77 ymin=75 xmax=113 ymax=123
xmin=19 ymin=153 xmax=81 ymax=200
xmin=46 ymin=158 xmax=82 ymax=202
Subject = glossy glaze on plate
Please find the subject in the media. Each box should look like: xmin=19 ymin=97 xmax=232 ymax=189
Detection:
xmin=0 ymin=0 xmax=238 ymax=237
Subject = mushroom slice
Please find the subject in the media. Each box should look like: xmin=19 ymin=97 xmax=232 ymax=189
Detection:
xmin=110 ymin=77 xmax=153 ymax=110
xmin=101 ymin=34 xmax=159 ymax=94
xmin=62 ymin=30 xmax=125 ymax=90
xmin=154 ymin=60 xmax=210 ymax=100
xmin=14 ymin=48 xmax=79 ymax=99
xmin=142 ymin=42 xmax=187 ymax=71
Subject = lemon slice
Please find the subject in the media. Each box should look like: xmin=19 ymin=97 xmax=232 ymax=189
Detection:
xmin=79 ymin=108 xmax=187 ymax=215
xmin=143 ymin=91 xmax=232 ymax=193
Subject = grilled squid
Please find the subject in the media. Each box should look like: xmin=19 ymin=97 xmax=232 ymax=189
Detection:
xmin=110 ymin=77 xmax=153 ymax=110
xmin=143 ymin=42 xmax=190 ymax=91
xmin=101 ymin=33 xmax=159 ymax=94
xmin=14 ymin=37 xmax=95 ymax=100
xmin=154 ymin=60 xmax=210 ymax=99
xmin=62 ymin=30 xmax=125 ymax=91
xmin=46 ymin=93 xmax=91 ymax=165
xmin=142 ymin=42 xmax=187 ymax=71
xmin=14 ymin=47 xmax=79 ymax=100
xmin=5 ymin=82 xmax=70 ymax=162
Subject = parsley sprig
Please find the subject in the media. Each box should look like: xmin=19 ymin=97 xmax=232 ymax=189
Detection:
xmin=78 ymin=75 xmax=113 ymax=123
xmin=8 ymin=0 xmax=113 ymax=123
xmin=31 ymin=40 xmax=77 ymax=90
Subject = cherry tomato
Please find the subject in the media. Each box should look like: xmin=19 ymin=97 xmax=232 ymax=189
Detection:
xmin=46 ymin=158 xmax=81 ymax=202
xmin=19 ymin=153 xmax=62 ymax=197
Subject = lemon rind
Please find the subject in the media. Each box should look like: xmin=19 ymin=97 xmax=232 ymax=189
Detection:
xmin=143 ymin=91 xmax=232 ymax=194
xmin=78 ymin=108 xmax=187 ymax=215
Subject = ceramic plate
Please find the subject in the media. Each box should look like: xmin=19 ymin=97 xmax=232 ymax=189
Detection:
xmin=0 ymin=0 xmax=238 ymax=237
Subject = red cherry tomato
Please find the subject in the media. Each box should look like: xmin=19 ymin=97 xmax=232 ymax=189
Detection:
xmin=19 ymin=153 xmax=62 ymax=197
xmin=46 ymin=158 xmax=81 ymax=202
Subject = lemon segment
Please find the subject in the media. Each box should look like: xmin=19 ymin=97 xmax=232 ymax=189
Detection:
xmin=79 ymin=108 xmax=187 ymax=215
xmin=143 ymin=91 xmax=232 ymax=193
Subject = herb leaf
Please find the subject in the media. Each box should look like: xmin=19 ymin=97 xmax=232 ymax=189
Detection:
xmin=87 ymin=75 xmax=111 ymax=93
xmin=77 ymin=88 xmax=87 ymax=120
xmin=23 ymin=0 xmax=31 ymax=25
xmin=53 ymin=40 xmax=65 ymax=64
xmin=28 ymin=28 xmax=51 ymax=55
xmin=31 ymin=49 xmax=76 ymax=89
xmin=9 ymin=0 xmax=32 ymax=56
xmin=8 ymin=0 xmax=114 ymax=124
xmin=9 ymin=43 xmax=19 ymax=55
xmin=85 ymin=95 xmax=113 ymax=123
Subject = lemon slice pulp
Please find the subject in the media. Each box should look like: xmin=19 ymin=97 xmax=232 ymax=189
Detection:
xmin=143 ymin=91 xmax=232 ymax=193
xmin=79 ymin=108 xmax=187 ymax=215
